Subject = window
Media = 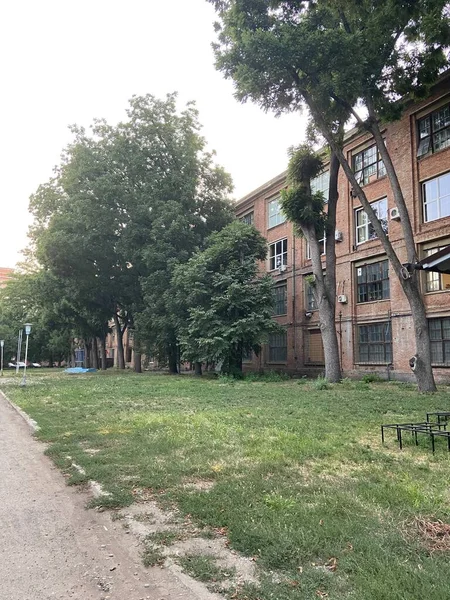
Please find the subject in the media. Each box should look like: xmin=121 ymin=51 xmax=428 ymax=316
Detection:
xmin=356 ymin=260 xmax=389 ymax=303
xmin=429 ymin=318 xmax=450 ymax=366
xmin=417 ymin=104 xmax=450 ymax=157
xmin=311 ymin=170 xmax=330 ymax=202
xmin=353 ymin=144 xmax=386 ymax=185
xmin=306 ymin=235 xmax=326 ymax=259
xmin=240 ymin=211 xmax=254 ymax=225
xmin=268 ymin=332 xmax=287 ymax=362
xmin=269 ymin=238 xmax=288 ymax=270
xmin=274 ymin=283 xmax=288 ymax=315
xmin=358 ymin=322 xmax=392 ymax=364
xmin=305 ymin=277 xmax=318 ymax=311
xmin=355 ymin=198 xmax=388 ymax=244
xmin=126 ymin=347 xmax=132 ymax=363
xmin=109 ymin=348 xmax=115 ymax=361
xmin=423 ymin=246 xmax=450 ymax=292
xmin=268 ymin=197 xmax=286 ymax=228
xmin=306 ymin=329 xmax=325 ymax=364
xmin=422 ymin=172 xmax=450 ymax=223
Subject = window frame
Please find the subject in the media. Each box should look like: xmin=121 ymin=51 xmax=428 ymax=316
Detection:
xmin=305 ymin=276 xmax=318 ymax=311
xmin=311 ymin=170 xmax=330 ymax=203
xmin=240 ymin=211 xmax=254 ymax=226
xmin=352 ymin=144 xmax=386 ymax=186
xmin=422 ymin=243 xmax=450 ymax=293
xmin=355 ymin=197 xmax=388 ymax=245
xmin=417 ymin=104 xmax=450 ymax=158
xmin=267 ymin=197 xmax=286 ymax=229
xmin=357 ymin=321 xmax=392 ymax=365
xmin=268 ymin=331 xmax=288 ymax=363
xmin=356 ymin=259 xmax=390 ymax=303
xmin=306 ymin=234 xmax=326 ymax=259
xmin=429 ymin=317 xmax=450 ymax=367
xmin=273 ymin=282 xmax=288 ymax=316
xmin=268 ymin=238 xmax=288 ymax=271
xmin=422 ymin=172 xmax=450 ymax=223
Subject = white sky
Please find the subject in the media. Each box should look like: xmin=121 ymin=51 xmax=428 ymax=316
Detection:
xmin=0 ymin=0 xmax=307 ymax=268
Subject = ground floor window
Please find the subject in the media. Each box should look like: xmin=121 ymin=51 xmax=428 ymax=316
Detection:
xmin=268 ymin=332 xmax=287 ymax=362
xmin=126 ymin=346 xmax=132 ymax=363
xmin=306 ymin=329 xmax=324 ymax=364
xmin=358 ymin=322 xmax=392 ymax=364
xmin=429 ymin=318 xmax=450 ymax=366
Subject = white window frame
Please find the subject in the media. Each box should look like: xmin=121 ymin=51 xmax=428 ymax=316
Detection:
xmin=306 ymin=235 xmax=326 ymax=259
xmin=422 ymin=172 xmax=450 ymax=223
xmin=268 ymin=197 xmax=286 ymax=229
xmin=355 ymin=197 xmax=388 ymax=245
xmin=269 ymin=238 xmax=288 ymax=271
xmin=311 ymin=170 xmax=330 ymax=202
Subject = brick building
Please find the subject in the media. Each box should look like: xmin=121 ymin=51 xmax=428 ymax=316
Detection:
xmin=235 ymin=75 xmax=450 ymax=381
xmin=0 ymin=267 xmax=13 ymax=288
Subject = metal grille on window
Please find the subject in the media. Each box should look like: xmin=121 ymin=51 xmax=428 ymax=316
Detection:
xmin=268 ymin=332 xmax=287 ymax=362
xmin=274 ymin=284 xmax=287 ymax=315
xmin=356 ymin=260 xmax=390 ymax=303
xmin=358 ymin=322 xmax=392 ymax=364
xmin=429 ymin=318 xmax=450 ymax=365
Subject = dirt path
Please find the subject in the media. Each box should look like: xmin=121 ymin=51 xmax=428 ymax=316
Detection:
xmin=0 ymin=392 xmax=219 ymax=600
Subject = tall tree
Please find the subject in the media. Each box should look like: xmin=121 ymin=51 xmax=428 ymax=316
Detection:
xmin=281 ymin=145 xmax=341 ymax=382
xmin=209 ymin=0 xmax=450 ymax=391
xmin=173 ymin=221 xmax=281 ymax=376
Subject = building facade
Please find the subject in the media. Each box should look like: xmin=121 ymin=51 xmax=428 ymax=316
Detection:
xmin=0 ymin=267 xmax=13 ymax=288
xmin=235 ymin=76 xmax=450 ymax=381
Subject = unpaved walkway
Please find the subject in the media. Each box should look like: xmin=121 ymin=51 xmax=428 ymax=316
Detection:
xmin=0 ymin=392 xmax=219 ymax=600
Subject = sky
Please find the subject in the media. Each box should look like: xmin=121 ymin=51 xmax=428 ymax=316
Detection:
xmin=0 ymin=0 xmax=307 ymax=268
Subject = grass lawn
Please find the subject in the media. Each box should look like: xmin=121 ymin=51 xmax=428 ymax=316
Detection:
xmin=2 ymin=370 xmax=450 ymax=599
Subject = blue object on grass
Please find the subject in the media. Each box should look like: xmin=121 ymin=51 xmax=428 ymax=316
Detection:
xmin=65 ymin=367 xmax=97 ymax=374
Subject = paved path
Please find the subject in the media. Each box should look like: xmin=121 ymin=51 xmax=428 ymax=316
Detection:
xmin=0 ymin=392 xmax=215 ymax=600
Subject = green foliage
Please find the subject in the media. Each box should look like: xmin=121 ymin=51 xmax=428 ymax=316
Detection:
xmin=361 ymin=373 xmax=382 ymax=384
xmin=314 ymin=376 xmax=329 ymax=390
xmin=173 ymin=221 xmax=281 ymax=375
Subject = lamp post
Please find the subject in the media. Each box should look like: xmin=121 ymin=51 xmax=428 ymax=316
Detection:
xmin=0 ymin=340 xmax=4 ymax=377
xmin=20 ymin=324 xmax=32 ymax=387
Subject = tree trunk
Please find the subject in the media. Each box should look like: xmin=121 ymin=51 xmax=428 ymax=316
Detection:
xmin=134 ymin=351 xmax=142 ymax=373
xmin=48 ymin=352 xmax=54 ymax=368
xmin=91 ymin=338 xmax=99 ymax=370
xmin=100 ymin=336 xmax=107 ymax=370
xmin=84 ymin=340 xmax=91 ymax=368
xmin=194 ymin=361 xmax=203 ymax=376
xmin=303 ymin=94 xmax=436 ymax=392
xmin=113 ymin=313 xmax=125 ymax=369
xmin=168 ymin=343 xmax=178 ymax=374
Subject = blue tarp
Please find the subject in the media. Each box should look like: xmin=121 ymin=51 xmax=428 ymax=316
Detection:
xmin=65 ymin=367 xmax=97 ymax=374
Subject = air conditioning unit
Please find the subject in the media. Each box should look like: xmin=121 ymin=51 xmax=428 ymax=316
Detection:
xmin=390 ymin=207 xmax=401 ymax=221
xmin=337 ymin=294 xmax=348 ymax=304
xmin=335 ymin=230 xmax=343 ymax=242
xmin=279 ymin=263 xmax=287 ymax=273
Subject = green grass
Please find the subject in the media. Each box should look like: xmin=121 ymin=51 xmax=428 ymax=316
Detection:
xmin=2 ymin=370 xmax=450 ymax=599
xmin=178 ymin=553 xmax=235 ymax=583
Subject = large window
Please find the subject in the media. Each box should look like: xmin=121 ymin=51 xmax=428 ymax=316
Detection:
xmin=353 ymin=144 xmax=386 ymax=185
xmin=311 ymin=170 xmax=330 ymax=201
xmin=429 ymin=318 xmax=450 ymax=366
xmin=268 ymin=197 xmax=286 ymax=228
xmin=240 ymin=211 xmax=254 ymax=225
xmin=305 ymin=277 xmax=318 ymax=311
xmin=268 ymin=332 xmax=287 ymax=362
xmin=355 ymin=198 xmax=388 ymax=244
xmin=417 ymin=104 xmax=450 ymax=157
xmin=306 ymin=235 xmax=326 ymax=259
xmin=356 ymin=260 xmax=390 ymax=303
xmin=269 ymin=238 xmax=288 ymax=271
xmin=422 ymin=172 xmax=450 ymax=223
xmin=423 ymin=246 xmax=450 ymax=292
xmin=358 ymin=322 xmax=392 ymax=364
xmin=273 ymin=283 xmax=288 ymax=315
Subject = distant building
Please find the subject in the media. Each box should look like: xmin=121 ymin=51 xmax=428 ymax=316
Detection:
xmin=0 ymin=267 xmax=13 ymax=288
xmin=235 ymin=74 xmax=450 ymax=381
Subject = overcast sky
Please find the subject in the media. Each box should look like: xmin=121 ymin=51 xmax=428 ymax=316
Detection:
xmin=0 ymin=0 xmax=307 ymax=268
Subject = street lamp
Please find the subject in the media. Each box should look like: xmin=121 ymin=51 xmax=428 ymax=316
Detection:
xmin=20 ymin=324 xmax=32 ymax=387
xmin=0 ymin=340 xmax=4 ymax=377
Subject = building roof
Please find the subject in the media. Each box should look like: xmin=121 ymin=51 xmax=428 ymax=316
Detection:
xmin=414 ymin=246 xmax=450 ymax=275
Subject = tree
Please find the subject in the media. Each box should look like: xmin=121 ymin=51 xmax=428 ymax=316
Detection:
xmin=29 ymin=94 xmax=233 ymax=372
xmin=208 ymin=0 xmax=450 ymax=391
xmin=281 ymin=145 xmax=341 ymax=382
xmin=173 ymin=221 xmax=281 ymax=376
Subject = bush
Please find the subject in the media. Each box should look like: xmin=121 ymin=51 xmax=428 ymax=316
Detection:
xmin=245 ymin=371 xmax=290 ymax=383
xmin=361 ymin=373 xmax=382 ymax=384
xmin=314 ymin=376 xmax=329 ymax=390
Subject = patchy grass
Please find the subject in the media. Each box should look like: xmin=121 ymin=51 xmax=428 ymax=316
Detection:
xmin=2 ymin=371 xmax=450 ymax=599
xmin=178 ymin=553 xmax=235 ymax=583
